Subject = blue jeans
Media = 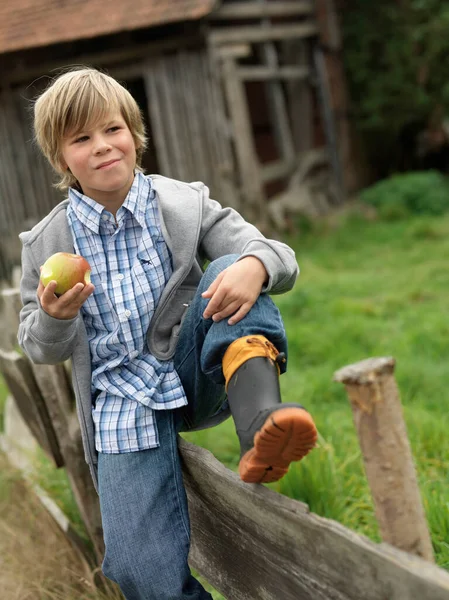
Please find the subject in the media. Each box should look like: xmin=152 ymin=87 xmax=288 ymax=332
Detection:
xmin=98 ymin=255 xmax=287 ymax=599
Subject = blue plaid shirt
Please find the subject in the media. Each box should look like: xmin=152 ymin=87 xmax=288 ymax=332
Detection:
xmin=67 ymin=173 xmax=187 ymax=454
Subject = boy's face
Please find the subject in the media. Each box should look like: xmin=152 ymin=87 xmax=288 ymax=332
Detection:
xmin=61 ymin=111 xmax=137 ymax=210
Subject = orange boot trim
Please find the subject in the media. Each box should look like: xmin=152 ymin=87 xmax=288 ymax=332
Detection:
xmin=238 ymin=407 xmax=318 ymax=484
xmin=222 ymin=335 xmax=283 ymax=391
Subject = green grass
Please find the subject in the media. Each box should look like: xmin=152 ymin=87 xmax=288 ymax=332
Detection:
xmin=30 ymin=447 xmax=92 ymax=544
xmin=184 ymin=210 xmax=449 ymax=573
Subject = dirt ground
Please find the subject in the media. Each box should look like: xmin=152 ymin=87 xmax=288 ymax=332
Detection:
xmin=0 ymin=451 xmax=122 ymax=600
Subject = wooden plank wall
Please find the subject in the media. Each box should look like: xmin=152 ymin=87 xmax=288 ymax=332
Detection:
xmin=0 ymin=87 xmax=63 ymax=281
xmin=144 ymin=50 xmax=241 ymax=211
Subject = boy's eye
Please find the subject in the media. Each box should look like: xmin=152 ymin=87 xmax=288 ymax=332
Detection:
xmin=107 ymin=126 xmax=120 ymax=133
xmin=75 ymin=135 xmax=89 ymax=143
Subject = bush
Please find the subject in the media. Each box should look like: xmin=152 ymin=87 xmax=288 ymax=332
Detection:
xmin=341 ymin=1 xmax=449 ymax=176
xmin=360 ymin=171 xmax=449 ymax=219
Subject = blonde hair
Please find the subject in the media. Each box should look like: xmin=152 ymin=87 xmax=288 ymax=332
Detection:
xmin=34 ymin=67 xmax=147 ymax=190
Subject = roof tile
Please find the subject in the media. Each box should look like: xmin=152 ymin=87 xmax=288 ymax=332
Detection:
xmin=0 ymin=0 xmax=217 ymax=55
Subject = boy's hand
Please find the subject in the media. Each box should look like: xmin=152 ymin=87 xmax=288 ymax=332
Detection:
xmin=202 ymin=257 xmax=268 ymax=325
xmin=37 ymin=276 xmax=95 ymax=320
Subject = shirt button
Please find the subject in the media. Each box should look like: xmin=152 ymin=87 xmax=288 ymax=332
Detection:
xmin=124 ymin=309 xmax=131 ymax=318
xmin=101 ymin=214 xmax=109 ymax=221
xmin=117 ymin=273 xmax=124 ymax=280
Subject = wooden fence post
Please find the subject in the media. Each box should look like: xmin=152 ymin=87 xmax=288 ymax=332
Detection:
xmin=31 ymin=362 xmax=105 ymax=561
xmin=333 ymin=356 xmax=434 ymax=562
xmin=0 ymin=349 xmax=105 ymax=562
xmin=0 ymin=287 xmax=22 ymax=350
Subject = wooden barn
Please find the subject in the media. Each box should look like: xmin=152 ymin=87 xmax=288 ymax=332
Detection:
xmin=0 ymin=0 xmax=356 ymax=282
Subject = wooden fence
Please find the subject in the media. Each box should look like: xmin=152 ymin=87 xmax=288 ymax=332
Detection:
xmin=1 ymin=288 xmax=449 ymax=599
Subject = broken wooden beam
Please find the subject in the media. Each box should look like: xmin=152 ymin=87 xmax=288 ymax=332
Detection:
xmin=209 ymin=23 xmax=318 ymax=46
xmin=209 ymin=1 xmax=314 ymax=20
xmin=236 ymin=65 xmax=309 ymax=81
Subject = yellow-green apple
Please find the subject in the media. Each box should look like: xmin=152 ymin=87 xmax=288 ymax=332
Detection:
xmin=40 ymin=252 xmax=91 ymax=296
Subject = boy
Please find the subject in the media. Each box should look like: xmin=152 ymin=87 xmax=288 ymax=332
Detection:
xmin=18 ymin=67 xmax=317 ymax=599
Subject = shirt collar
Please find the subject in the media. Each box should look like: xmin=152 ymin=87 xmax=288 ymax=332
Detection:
xmin=121 ymin=172 xmax=151 ymax=229
xmin=68 ymin=172 xmax=151 ymax=233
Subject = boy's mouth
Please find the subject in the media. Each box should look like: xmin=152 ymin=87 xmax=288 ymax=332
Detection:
xmin=97 ymin=159 xmax=120 ymax=169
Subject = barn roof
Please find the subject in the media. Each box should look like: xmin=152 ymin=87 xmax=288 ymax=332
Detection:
xmin=0 ymin=0 xmax=218 ymax=55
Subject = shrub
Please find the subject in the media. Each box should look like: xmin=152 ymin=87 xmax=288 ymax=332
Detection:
xmin=360 ymin=171 xmax=449 ymax=219
xmin=341 ymin=1 xmax=449 ymax=176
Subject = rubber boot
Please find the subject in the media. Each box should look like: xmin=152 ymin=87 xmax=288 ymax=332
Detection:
xmin=223 ymin=335 xmax=317 ymax=484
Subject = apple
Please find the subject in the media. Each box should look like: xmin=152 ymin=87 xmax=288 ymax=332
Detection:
xmin=40 ymin=252 xmax=91 ymax=296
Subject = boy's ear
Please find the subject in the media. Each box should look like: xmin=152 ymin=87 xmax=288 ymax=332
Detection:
xmin=59 ymin=158 xmax=70 ymax=172
xmin=57 ymin=154 xmax=67 ymax=171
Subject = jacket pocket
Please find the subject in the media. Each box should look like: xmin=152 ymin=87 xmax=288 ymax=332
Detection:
xmin=149 ymin=286 xmax=197 ymax=354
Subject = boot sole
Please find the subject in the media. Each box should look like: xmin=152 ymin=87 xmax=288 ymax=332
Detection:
xmin=239 ymin=407 xmax=317 ymax=484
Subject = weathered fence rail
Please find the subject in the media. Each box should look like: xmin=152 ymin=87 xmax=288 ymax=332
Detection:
xmin=1 ymin=287 xmax=449 ymax=599
xmin=183 ymin=439 xmax=449 ymax=600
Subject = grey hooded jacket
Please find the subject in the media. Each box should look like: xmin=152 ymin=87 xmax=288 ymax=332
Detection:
xmin=18 ymin=175 xmax=299 ymax=490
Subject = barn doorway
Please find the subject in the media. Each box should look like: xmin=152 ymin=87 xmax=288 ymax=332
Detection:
xmin=123 ymin=77 xmax=160 ymax=176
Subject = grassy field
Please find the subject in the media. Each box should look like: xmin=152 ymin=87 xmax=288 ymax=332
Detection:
xmin=1 ymin=206 xmax=449 ymax=598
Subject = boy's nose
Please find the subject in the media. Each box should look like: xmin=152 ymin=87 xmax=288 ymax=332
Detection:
xmin=92 ymin=134 xmax=112 ymax=154
xmin=94 ymin=141 xmax=111 ymax=155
